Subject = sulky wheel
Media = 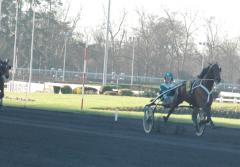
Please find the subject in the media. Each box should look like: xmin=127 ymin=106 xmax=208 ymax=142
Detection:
xmin=143 ymin=105 xmax=156 ymax=133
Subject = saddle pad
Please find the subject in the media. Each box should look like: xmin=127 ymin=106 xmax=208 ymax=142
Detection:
xmin=186 ymin=81 xmax=191 ymax=93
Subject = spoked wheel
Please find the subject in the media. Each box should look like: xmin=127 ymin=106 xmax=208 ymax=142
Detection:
xmin=143 ymin=105 xmax=156 ymax=133
xmin=195 ymin=111 xmax=207 ymax=136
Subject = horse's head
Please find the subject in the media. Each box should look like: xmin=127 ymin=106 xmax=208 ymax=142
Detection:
xmin=199 ymin=63 xmax=221 ymax=83
xmin=0 ymin=59 xmax=11 ymax=79
xmin=210 ymin=63 xmax=221 ymax=83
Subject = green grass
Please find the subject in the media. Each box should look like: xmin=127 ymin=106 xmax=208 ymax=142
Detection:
xmin=3 ymin=92 xmax=240 ymax=129
xmin=4 ymin=92 xmax=150 ymax=111
xmin=212 ymin=102 xmax=240 ymax=111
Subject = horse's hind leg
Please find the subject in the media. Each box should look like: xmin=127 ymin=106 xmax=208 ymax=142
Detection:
xmin=163 ymin=89 xmax=180 ymax=123
xmin=0 ymin=98 xmax=3 ymax=111
xmin=163 ymin=107 xmax=175 ymax=123
xmin=163 ymin=98 xmax=181 ymax=123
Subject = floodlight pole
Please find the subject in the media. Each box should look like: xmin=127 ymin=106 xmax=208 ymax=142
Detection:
xmin=199 ymin=42 xmax=208 ymax=70
xmin=0 ymin=0 xmax=3 ymax=29
xmin=130 ymin=37 xmax=135 ymax=86
xmin=62 ymin=33 xmax=68 ymax=82
xmin=81 ymin=43 xmax=88 ymax=111
xmin=28 ymin=0 xmax=36 ymax=93
xmin=102 ymin=0 xmax=111 ymax=86
xmin=12 ymin=0 xmax=19 ymax=91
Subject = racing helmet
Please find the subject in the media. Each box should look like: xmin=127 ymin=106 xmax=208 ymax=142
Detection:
xmin=164 ymin=72 xmax=173 ymax=81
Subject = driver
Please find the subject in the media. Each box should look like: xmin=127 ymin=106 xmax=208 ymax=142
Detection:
xmin=160 ymin=72 xmax=176 ymax=107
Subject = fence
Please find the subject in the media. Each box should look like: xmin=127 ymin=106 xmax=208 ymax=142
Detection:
xmin=12 ymin=68 xmax=165 ymax=86
xmin=11 ymin=68 xmax=240 ymax=92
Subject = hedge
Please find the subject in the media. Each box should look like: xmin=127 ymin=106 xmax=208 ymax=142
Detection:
xmin=73 ymin=87 xmax=98 ymax=94
xmin=53 ymin=86 xmax=61 ymax=94
xmin=73 ymin=87 xmax=82 ymax=94
xmin=118 ymin=89 xmax=133 ymax=96
xmin=104 ymin=91 xmax=117 ymax=96
xmin=100 ymin=85 xmax=117 ymax=94
xmin=60 ymin=85 xmax=73 ymax=94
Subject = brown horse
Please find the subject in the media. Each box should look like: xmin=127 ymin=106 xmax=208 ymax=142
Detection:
xmin=162 ymin=63 xmax=221 ymax=131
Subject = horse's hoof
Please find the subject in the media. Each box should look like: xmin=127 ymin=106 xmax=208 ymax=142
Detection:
xmin=195 ymin=125 xmax=199 ymax=133
xmin=163 ymin=116 xmax=168 ymax=123
xmin=209 ymin=122 xmax=215 ymax=129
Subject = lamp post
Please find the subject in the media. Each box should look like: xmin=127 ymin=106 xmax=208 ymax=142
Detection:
xmin=102 ymin=0 xmax=111 ymax=86
xmin=199 ymin=42 xmax=208 ymax=69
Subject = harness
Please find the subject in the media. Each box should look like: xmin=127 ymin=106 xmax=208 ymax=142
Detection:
xmin=191 ymin=79 xmax=214 ymax=103
xmin=190 ymin=63 xmax=219 ymax=103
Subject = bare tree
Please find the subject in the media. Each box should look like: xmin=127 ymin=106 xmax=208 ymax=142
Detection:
xmin=217 ymin=40 xmax=239 ymax=82
xmin=180 ymin=11 xmax=199 ymax=71
xmin=164 ymin=10 xmax=185 ymax=78
xmin=108 ymin=9 xmax=127 ymax=74
xmin=204 ymin=17 xmax=221 ymax=63
xmin=134 ymin=9 xmax=157 ymax=77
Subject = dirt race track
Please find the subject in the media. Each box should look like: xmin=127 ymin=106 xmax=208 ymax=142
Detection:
xmin=0 ymin=107 xmax=240 ymax=167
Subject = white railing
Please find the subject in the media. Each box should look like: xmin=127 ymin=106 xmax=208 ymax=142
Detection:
xmin=6 ymin=81 xmax=102 ymax=94
xmin=215 ymin=91 xmax=240 ymax=103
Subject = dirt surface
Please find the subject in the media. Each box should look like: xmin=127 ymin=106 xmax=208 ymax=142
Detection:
xmin=0 ymin=107 xmax=240 ymax=167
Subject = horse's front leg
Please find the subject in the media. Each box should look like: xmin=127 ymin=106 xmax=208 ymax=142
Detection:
xmin=201 ymin=105 xmax=214 ymax=128
xmin=192 ymin=107 xmax=199 ymax=127
xmin=205 ymin=106 xmax=215 ymax=128
xmin=0 ymin=82 xmax=4 ymax=110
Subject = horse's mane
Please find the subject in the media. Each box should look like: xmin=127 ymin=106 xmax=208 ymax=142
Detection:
xmin=197 ymin=65 xmax=211 ymax=79
xmin=197 ymin=63 xmax=221 ymax=80
xmin=0 ymin=58 xmax=3 ymax=65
